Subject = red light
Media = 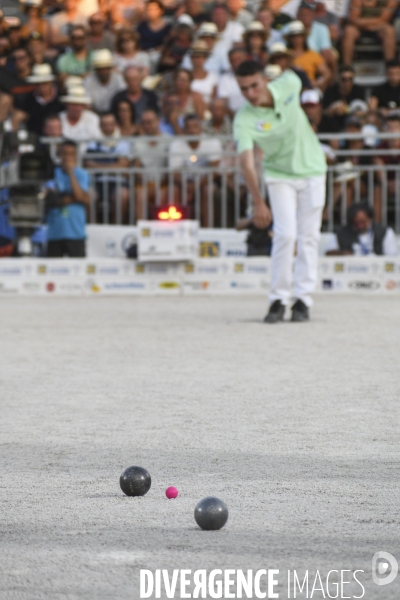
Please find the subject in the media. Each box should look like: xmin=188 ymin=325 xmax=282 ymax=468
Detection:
xmin=157 ymin=206 xmax=183 ymax=221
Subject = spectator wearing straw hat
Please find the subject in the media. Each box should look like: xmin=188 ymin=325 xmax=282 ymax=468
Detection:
xmin=22 ymin=63 xmax=64 ymax=134
xmin=211 ymin=2 xmax=244 ymax=47
xmin=84 ymin=49 xmax=125 ymax=113
xmin=268 ymin=42 xmax=311 ymax=88
xmin=181 ymin=22 xmax=230 ymax=75
xmin=59 ymin=85 xmax=101 ymax=140
xmin=243 ymin=21 xmax=268 ymax=67
xmin=189 ymin=39 xmax=218 ymax=106
xmin=284 ymin=20 xmax=330 ymax=91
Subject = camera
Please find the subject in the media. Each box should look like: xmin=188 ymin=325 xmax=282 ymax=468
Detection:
xmin=0 ymin=130 xmax=54 ymax=255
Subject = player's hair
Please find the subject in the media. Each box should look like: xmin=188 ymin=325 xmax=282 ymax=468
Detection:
xmin=61 ymin=139 xmax=77 ymax=151
xmin=235 ymin=60 xmax=263 ymax=77
xmin=347 ymin=202 xmax=374 ymax=225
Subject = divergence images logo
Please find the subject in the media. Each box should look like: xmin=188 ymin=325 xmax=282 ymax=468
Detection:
xmin=372 ymin=552 xmax=398 ymax=586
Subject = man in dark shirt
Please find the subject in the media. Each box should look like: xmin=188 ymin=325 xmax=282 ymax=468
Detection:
xmin=111 ymin=65 xmax=158 ymax=124
xmin=322 ymin=64 xmax=365 ymax=132
xmin=0 ymin=47 xmax=34 ymax=110
xmin=369 ymin=60 xmax=400 ymax=115
xmin=23 ymin=64 xmax=64 ymax=134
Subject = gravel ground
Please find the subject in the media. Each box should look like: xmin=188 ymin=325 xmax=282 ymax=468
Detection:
xmin=1 ymin=295 xmax=399 ymax=600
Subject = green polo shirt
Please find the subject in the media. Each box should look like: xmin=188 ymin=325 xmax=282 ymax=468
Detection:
xmin=233 ymin=70 xmax=326 ymax=180
xmin=56 ymin=51 xmax=92 ymax=76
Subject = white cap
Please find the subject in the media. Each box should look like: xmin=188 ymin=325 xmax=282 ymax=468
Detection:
xmin=27 ymin=63 xmax=55 ymax=83
xmin=269 ymin=42 xmax=291 ymax=56
xmin=197 ymin=22 xmax=219 ymax=37
xmin=92 ymin=48 xmax=114 ymax=68
xmin=60 ymin=86 xmax=92 ymax=105
xmin=301 ymin=89 xmax=321 ymax=105
xmin=245 ymin=20 xmax=266 ymax=34
xmin=284 ymin=20 xmax=306 ymax=36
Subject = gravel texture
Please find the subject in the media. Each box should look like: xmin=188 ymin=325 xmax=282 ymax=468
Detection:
xmin=1 ymin=295 xmax=399 ymax=600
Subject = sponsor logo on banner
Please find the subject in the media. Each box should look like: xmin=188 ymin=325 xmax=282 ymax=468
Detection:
xmin=146 ymin=264 xmax=171 ymax=274
xmin=121 ymin=233 xmax=137 ymax=253
xmin=185 ymin=263 xmax=195 ymax=273
xmin=184 ymin=281 xmax=210 ymax=290
xmin=97 ymin=265 xmax=120 ymax=275
xmin=198 ymin=242 xmax=219 ymax=257
xmin=348 ymin=281 xmax=380 ymax=290
xmin=0 ymin=282 xmax=19 ymax=293
xmin=46 ymin=282 xmax=55 ymax=292
xmin=230 ymin=281 xmax=257 ymax=290
xmin=347 ymin=264 xmax=369 ymax=273
xmin=322 ymin=279 xmax=344 ymax=290
xmin=385 ymin=263 xmax=395 ymax=272
xmin=103 ymin=282 xmax=145 ymax=291
xmin=0 ymin=266 xmax=23 ymax=276
xmin=23 ymin=282 xmax=41 ymax=292
xmin=323 ymin=279 xmax=333 ymax=289
xmin=87 ymin=264 xmax=96 ymax=274
xmin=386 ymin=280 xmax=397 ymax=290
xmin=197 ymin=264 xmax=220 ymax=274
xmin=246 ymin=264 xmax=268 ymax=274
xmin=136 ymin=264 xmax=145 ymax=273
xmin=334 ymin=263 xmax=344 ymax=272
xmin=234 ymin=263 xmax=244 ymax=273
xmin=58 ymin=283 xmax=83 ymax=293
xmin=86 ymin=280 xmax=101 ymax=293
xmin=37 ymin=265 xmax=47 ymax=274
xmin=226 ymin=249 xmax=246 ymax=256
xmin=141 ymin=228 xmax=150 ymax=237
xmin=159 ymin=282 xmax=179 ymax=289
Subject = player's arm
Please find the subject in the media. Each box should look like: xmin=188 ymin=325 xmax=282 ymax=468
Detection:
xmin=239 ymin=149 xmax=271 ymax=229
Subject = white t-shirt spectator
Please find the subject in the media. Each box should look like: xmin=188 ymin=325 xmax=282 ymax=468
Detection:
xmin=181 ymin=40 xmax=231 ymax=75
xmin=217 ymin=72 xmax=246 ymax=113
xmin=60 ymin=109 xmax=101 ymax=141
xmin=169 ymin=138 xmax=222 ymax=171
xmin=326 ymin=228 xmax=399 ymax=255
xmin=84 ymin=71 xmax=126 ymax=113
xmin=134 ymin=136 xmax=171 ymax=182
xmin=191 ymin=72 xmax=218 ymax=106
xmin=113 ymin=52 xmax=151 ymax=73
xmin=218 ymin=20 xmax=245 ymax=45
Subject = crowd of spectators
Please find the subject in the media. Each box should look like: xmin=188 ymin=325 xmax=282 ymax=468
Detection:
xmin=0 ymin=0 xmax=400 ymax=256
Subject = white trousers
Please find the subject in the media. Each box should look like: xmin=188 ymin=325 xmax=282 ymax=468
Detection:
xmin=266 ymin=174 xmax=326 ymax=308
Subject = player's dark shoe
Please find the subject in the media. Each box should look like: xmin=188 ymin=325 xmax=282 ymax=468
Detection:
xmin=264 ymin=300 xmax=285 ymax=323
xmin=291 ymin=299 xmax=309 ymax=322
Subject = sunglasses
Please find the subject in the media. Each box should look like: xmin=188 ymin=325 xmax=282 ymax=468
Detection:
xmin=341 ymin=76 xmax=353 ymax=82
xmin=90 ymin=20 xmax=103 ymax=24
xmin=71 ymin=36 xmax=85 ymax=41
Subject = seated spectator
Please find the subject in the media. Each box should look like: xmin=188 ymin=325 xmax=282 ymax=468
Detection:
xmin=113 ymin=29 xmax=150 ymax=76
xmin=109 ymin=0 xmax=145 ymax=30
xmin=20 ymin=0 xmax=50 ymax=45
xmin=26 ymin=32 xmax=55 ymax=71
xmin=285 ymin=20 xmax=330 ymax=91
xmin=158 ymin=20 xmax=194 ymax=73
xmin=50 ymin=0 xmax=88 ymax=48
xmin=243 ymin=21 xmax=269 ymax=67
xmin=111 ymin=66 xmax=158 ymax=124
xmin=256 ymin=3 xmax=283 ymax=51
xmin=203 ymin=97 xmax=233 ymax=135
xmin=301 ymin=88 xmax=332 ymax=133
xmin=369 ymin=60 xmax=400 ymax=116
xmin=268 ymin=42 xmax=311 ymax=88
xmin=170 ymin=67 xmax=205 ymax=120
xmin=23 ymin=64 xmax=64 ymax=134
xmin=372 ymin=114 xmax=400 ymax=222
xmin=159 ymin=91 xmax=182 ymax=134
xmin=179 ymin=0 xmax=210 ymax=26
xmin=326 ymin=203 xmax=398 ymax=256
xmin=114 ymin=99 xmax=137 ymax=136
xmin=313 ymin=1 xmax=341 ymax=46
xmin=44 ymin=140 xmax=90 ymax=258
xmin=322 ymin=64 xmax=366 ymax=134
xmin=84 ymin=49 xmax=125 ymax=113
xmin=85 ymin=113 xmax=131 ymax=223
xmin=137 ymin=0 xmax=171 ymax=52
xmin=181 ymin=22 xmax=230 ymax=75
xmin=211 ymin=2 xmax=245 ymax=46
xmin=0 ymin=47 xmax=34 ymax=109
xmin=189 ymin=40 xmax=218 ymax=107
xmin=56 ymin=25 xmax=92 ymax=84
xmin=227 ymin=0 xmax=253 ymax=28
xmin=217 ymin=46 xmax=247 ymax=117
xmin=134 ymin=109 xmax=171 ymax=219
xmin=86 ymin=12 xmax=116 ymax=52
xmin=168 ymin=113 xmax=222 ymax=225
xmin=341 ymin=0 xmax=397 ymax=65
xmin=297 ymin=0 xmax=336 ymax=78
xmin=59 ymin=85 xmax=101 ymax=140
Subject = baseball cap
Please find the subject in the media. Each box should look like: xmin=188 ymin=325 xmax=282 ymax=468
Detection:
xmin=301 ymin=89 xmax=320 ymax=105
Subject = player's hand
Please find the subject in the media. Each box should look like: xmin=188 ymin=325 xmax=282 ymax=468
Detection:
xmin=253 ymin=203 xmax=272 ymax=229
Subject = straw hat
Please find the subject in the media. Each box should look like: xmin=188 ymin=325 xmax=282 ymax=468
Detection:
xmin=64 ymin=75 xmax=84 ymax=90
xmin=20 ymin=0 xmax=43 ymax=6
xmin=245 ymin=21 xmax=266 ymax=34
xmin=27 ymin=63 xmax=55 ymax=83
xmin=91 ymin=48 xmax=114 ymax=69
xmin=197 ymin=22 xmax=219 ymax=38
xmin=60 ymin=86 xmax=92 ymax=105
xmin=284 ymin=20 xmax=306 ymax=36
xmin=269 ymin=42 xmax=292 ymax=57
xmin=190 ymin=39 xmax=210 ymax=55
xmin=176 ymin=13 xmax=195 ymax=28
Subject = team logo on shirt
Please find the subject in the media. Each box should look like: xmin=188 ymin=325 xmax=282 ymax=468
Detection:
xmin=256 ymin=120 xmax=272 ymax=132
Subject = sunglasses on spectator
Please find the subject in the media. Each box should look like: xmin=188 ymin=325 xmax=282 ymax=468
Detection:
xmin=89 ymin=19 xmax=103 ymax=24
xmin=341 ymin=76 xmax=353 ymax=82
xmin=71 ymin=35 xmax=85 ymax=40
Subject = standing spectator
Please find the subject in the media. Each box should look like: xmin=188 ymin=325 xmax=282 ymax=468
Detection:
xmin=256 ymin=3 xmax=284 ymax=51
xmin=59 ymin=85 xmax=101 ymax=140
xmin=45 ymin=140 xmax=90 ymax=258
xmin=217 ymin=46 xmax=247 ymax=117
xmin=113 ymin=29 xmax=150 ymax=76
xmin=85 ymin=113 xmax=131 ymax=224
xmin=211 ymin=2 xmax=245 ymax=46
xmin=136 ymin=0 xmax=172 ymax=51
xmin=86 ymin=12 xmax=116 ymax=52
xmin=227 ymin=0 xmax=253 ymax=28
xmin=322 ymin=64 xmax=365 ymax=133
xmin=134 ymin=109 xmax=171 ymax=219
xmin=23 ymin=64 xmax=64 ymax=134
xmin=243 ymin=21 xmax=269 ymax=66
xmin=170 ymin=67 xmax=205 ymax=120
xmin=203 ymin=97 xmax=233 ymax=134
xmin=20 ymin=0 xmax=50 ymax=45
xmin=285 ymin=20 xmax=330 ymax=91
xmin=341 ymin=0 xmax=397 ymax=65
xmin=49 ymin=0 xmax=88 ymax=48
xmin=369 ymin=60 xmax=400 ymax=115
xmin=114 ymin=99 xmax=137 ymax=136
xmin=56 ymin=25 xmax=92 ymax=83
xmin=189 ymin=40 xmax=218 ymax=106
xmin=84 ymin=49 xmax=125 ymax=113
xmin=111 ymin=66 xmax=158 ymax=124
xmin=181 ymin=22 xmax=230 ymax=75
xmin=325 ymin=203 xmax=398 ymax=255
